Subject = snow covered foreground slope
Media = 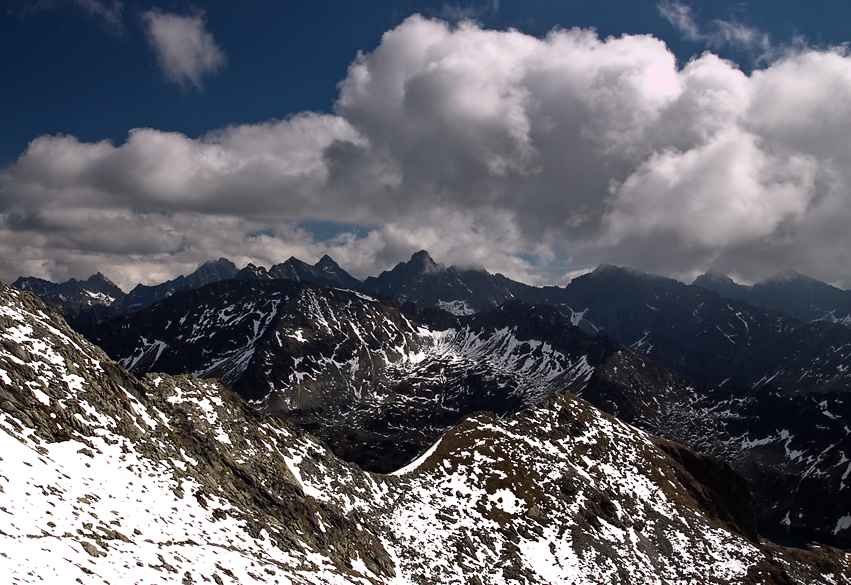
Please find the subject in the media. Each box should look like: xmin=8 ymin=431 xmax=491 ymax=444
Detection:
xmin=0 ymin=284 xmax=849 ymax=584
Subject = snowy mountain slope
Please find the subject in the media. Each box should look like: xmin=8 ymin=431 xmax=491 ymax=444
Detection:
xmin=21 ymin=253 xmax=851 ymax=397
xmin=1 ymin=283 xmax=849 ymax=584
xmin=339 ymin=253 xmax=851 ymax=396
xmin=575 ymin=348 xmax=851 ymax=541
xmin=0 ymin=284 xmax=395 ymax=585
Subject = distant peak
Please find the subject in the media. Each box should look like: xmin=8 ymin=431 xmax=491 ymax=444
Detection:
xmin=762 ymin=268 xmax=811 ymax=284
xmin=315 ymin=254 xmax=339 ymax=269
xmin=696 ymin=268 xmax=735 ymax=284
xmin=590 ymin=264 xmax=619 ymax=275
xmin=410 ymin=250 xmax=434 ymax=264
xmin=87 ymin=272 xmax=120 ymax=287
xmin=202 ymin=258 xmax=236 ymax=269
xmin=409 ymin=250 xmax=445 ymax=275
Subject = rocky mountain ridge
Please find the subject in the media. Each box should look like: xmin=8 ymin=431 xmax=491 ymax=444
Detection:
xmin=4 ymin=283 xmax=846 ymax=582
xmin=558 ymin=264 xmax=851 ymax=395
xmin=11 ymin=254 xmax=361 ymax=328
xmin=695 ymin=268 xmax=851 ymax=327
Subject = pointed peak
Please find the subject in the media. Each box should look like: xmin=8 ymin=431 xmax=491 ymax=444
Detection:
xmin=86 ymin=272 xmax=122 ymax=290
xmin=315 ymin=254 xmax=339 ymax=269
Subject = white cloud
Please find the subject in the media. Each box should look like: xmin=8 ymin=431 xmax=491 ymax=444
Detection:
xmin=76 ymin=0 xmax=122 ymax=31
xmin=3 ymin=15 xmax=851 ymax=288
xmin=439 ymin=0 xmax=499 ymax=23
xmin=9 ymin=0 xmax=123 ymax=31
xmin=658 ymin=1 xmax=773 ymax=59
xmin=141 ymin=9 xmax=226 ymax=90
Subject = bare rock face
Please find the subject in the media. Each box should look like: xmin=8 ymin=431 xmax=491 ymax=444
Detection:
xmin=1 ymin=282 xmax=850 ymax=583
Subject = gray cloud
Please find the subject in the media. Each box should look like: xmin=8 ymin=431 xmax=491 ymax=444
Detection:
xmin=3 ymin=15 xmax=851 ymax=289
xmin=141 ymin=9 xmax=226 ymax=90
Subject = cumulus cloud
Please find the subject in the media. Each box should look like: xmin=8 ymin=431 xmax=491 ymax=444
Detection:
xmin=141 ymin=9 xmax=226 ymax=89
xmin=3 ymin=15 xmax=851 ymax=288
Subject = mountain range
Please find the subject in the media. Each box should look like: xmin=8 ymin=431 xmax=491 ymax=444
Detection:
xmin=11 ymin=252 xmax=851 ymax=546
xmin=16 ymin=250 xmax=851 ymax=329
xmin=1 ymin=282 xmax=849 ymax=583
xmin=78 ymin=274 xmax=851 ymax=542
xmin=36 ymin=251 xmax=851 ymax=399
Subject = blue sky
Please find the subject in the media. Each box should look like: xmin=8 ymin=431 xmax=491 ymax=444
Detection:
xmin=5 ymin=0 xmax=846 ymax=165
xmin=3 ymin=1 xmax=851 ymax=289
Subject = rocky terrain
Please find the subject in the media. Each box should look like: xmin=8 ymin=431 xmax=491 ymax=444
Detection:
xmin=15 ymin=252 xmax=851 ymax=542
xmin=360 ymin=250 xmax=550 ymax=314
xmin=5 ymin=283 xmax=849 ymax=582
xmin=84 ymin=280 xmax=602 ymax=471
xmin=237 ymin=254 xmax=363 ymax=290
xmin=80 ymin=277 xmax=851 ymax=542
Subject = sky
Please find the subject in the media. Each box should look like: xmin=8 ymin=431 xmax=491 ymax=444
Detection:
xmin=3 ymin=0 xmax=851 ymax=290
